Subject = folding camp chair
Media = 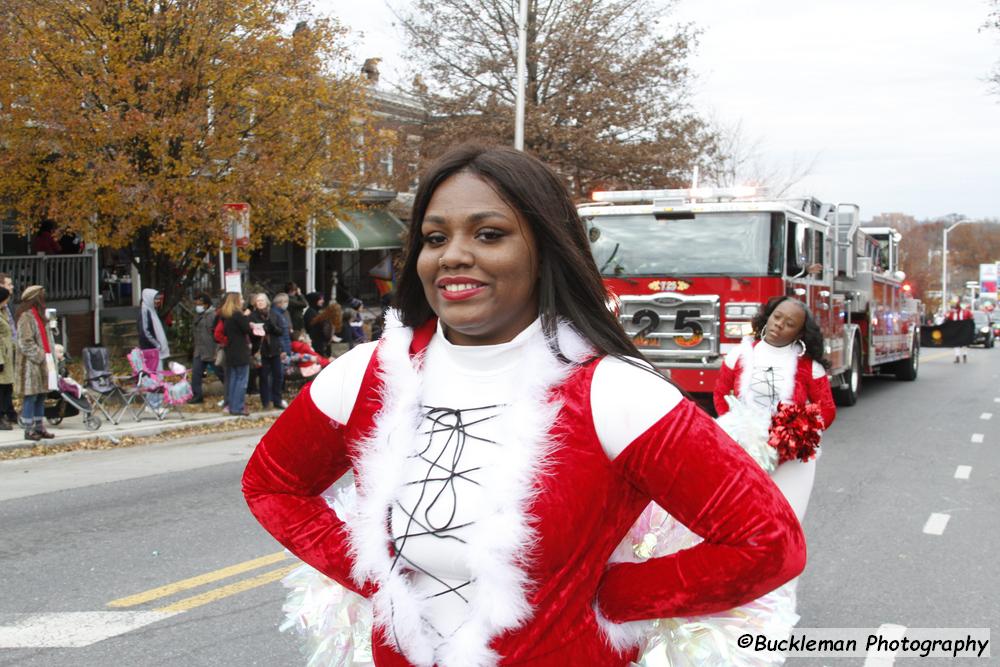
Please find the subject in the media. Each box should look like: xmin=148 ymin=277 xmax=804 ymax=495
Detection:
xmin=126 ymin=348 xmax=193 ymax=421
xmin=82 ymin=346 xmax=138 ymax=424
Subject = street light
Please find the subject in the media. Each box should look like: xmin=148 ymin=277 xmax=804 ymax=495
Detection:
xmin=941 ymin=219 xmax=975 ymax=310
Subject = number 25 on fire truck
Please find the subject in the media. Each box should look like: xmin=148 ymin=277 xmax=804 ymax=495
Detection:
xmin=579 ymin=187 xmax=921 ymax=409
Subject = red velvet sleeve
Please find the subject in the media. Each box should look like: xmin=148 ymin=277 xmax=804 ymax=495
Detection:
xmin=712 ymin=361 xmax=736 ymax=416
xmin=242 ymin=389 xmax=372 ymax=597
xmin=597 ymin=399 xmax=806 ymax=621
xmin=808 ymin=372 xmax=836 ymax=429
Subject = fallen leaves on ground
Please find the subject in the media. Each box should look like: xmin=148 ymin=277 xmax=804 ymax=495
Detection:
xmin=0 ymin=416 xmax=276 ymax=461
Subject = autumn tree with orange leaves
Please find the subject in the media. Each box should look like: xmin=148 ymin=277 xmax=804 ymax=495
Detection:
xmin=397 ymin=0 xmax=715 ymax=197
xmin=0 ymin=0 xmax=374 ymax=300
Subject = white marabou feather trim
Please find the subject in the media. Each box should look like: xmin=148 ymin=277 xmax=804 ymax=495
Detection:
xmin=342 ymin=316 xmax=579 ymax=667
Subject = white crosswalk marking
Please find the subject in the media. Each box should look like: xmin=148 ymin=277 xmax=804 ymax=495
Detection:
xmin=971 ymin=433 xmax=984 ymax=443
xmin=955 ymin=465 xmax=972 ymax=479
xmin=0 ymin=611 xmax=176 ymax=648
xmin=979 ymin=412 xmax=992 ymax=420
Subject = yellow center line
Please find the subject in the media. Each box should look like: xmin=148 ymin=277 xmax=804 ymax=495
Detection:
xmin=107 ymin=551 xmax=289 ymax=608
xmin=154 ymin=564 xmax=299 ymax=614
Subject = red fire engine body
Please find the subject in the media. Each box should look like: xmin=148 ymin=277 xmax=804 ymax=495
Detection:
xmin=578 ymin=188 xmax=922 ymax=406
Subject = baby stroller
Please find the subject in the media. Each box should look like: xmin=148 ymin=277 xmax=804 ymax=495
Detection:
xmin=44 ymin=346 xmax=102 ymax=431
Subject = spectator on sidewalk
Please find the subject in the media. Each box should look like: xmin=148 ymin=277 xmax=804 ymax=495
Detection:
xmin=0 ymin=287 xmax=14 ymax=430
xmin=272 ymin=292 xmax=292 ymax=408
xmin=290 ymin=329 xmax=330 ymax=377
xmin=14 ymin=285 xmax=56 ymax=441
xmin=303 ymin=292 xmax=330 ymax=357
xmin=272 ymin=293 xmax=293 ymax=359
xmin=284 ymin=282 xmax=308 ymax=332
xmin=220 ymin=292 xmax=251 ymax=416
xmin=190 ymin=293 xmax=223 ymax=404
xmin=311 ymin=301 xmax=343 ymax=357
xmin=249 ymin=293 xmax=286 ymax=410
xmin=0 ymin=273 xmax=18 ymax=426
xmin=137 ymin=288 xmax=170 ymax=368
xmin=0 ymin=273 xmax=15 ymax=336
xmin=339 ymin=306 xmax=366 ymax=350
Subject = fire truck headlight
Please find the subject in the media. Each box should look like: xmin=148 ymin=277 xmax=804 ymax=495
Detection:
xmin=981 ymin=326 xmax=989 ymax=333
xmin=724 ymin=322 xmax=754 ymax=338
xmin=725 ymin=303 xmax=761 ymax=319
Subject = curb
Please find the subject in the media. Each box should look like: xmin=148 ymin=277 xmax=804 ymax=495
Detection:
xmin=0 ymin=411 xmax=281 ymax=454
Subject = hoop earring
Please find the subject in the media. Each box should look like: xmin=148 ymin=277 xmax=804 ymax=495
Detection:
xmin=759 ymin=326 xmax=767 ymax=340
xmin=795 ymin=339 xmax=807 ymax=357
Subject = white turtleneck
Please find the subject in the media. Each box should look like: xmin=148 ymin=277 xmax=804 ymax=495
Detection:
xmin=310 ymin=319 xmax=682 ymax=645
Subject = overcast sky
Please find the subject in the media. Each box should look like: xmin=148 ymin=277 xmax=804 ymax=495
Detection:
xmin=317 ymin=0 xmax=999 ymax=221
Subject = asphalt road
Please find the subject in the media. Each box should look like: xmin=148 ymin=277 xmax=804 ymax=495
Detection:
xmin=793 ymin=346 xmax=999 ymax=666
xmin=0 ymin=434 xmax=303 ymax=666
xmin=0 ymin=346 xmax=996 ymax=667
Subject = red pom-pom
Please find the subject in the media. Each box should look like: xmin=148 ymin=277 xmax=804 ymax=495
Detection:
xmin=768 ymin=402 xmax=824 ymax=464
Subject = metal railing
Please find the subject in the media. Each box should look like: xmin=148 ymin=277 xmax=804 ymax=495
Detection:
xmin=0 ymin=254 xmax=94 ymax=301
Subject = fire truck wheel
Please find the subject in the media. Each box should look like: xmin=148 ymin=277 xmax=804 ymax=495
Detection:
xmin=834 ymin=340 xmax=862 ymax=407
xmin=893 ymin=338 xmax=919 ymax=381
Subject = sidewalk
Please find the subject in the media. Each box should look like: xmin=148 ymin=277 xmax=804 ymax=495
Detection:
xmin=0 ymin=394 xmax=282 ymax=453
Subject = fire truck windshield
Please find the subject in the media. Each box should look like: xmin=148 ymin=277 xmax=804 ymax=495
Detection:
xmin=586 ymin=211 xmax=782 ymax=277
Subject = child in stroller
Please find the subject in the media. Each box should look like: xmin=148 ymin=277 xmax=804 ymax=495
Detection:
xmin=289 ymin=330 xmax=330 ymax=380
xmin=42 ymin=345 xmax=102 ymax=431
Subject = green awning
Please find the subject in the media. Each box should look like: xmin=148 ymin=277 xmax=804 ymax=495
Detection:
xmin=316 ymin=208 xmax=407 ymax=251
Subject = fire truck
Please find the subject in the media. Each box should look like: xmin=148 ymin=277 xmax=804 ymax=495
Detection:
xmin=578 ymin=187 xmax=922 ymax=407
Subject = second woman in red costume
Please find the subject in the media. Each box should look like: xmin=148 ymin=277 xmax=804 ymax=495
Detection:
xmin=243 ymin=145 xmax=807 ymax=667
xmin=714 ymin=295 xmax=836 ymax=521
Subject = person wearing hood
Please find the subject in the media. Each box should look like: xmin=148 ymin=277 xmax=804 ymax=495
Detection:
xmin=138 ymin=288 xmax=170 ymax=368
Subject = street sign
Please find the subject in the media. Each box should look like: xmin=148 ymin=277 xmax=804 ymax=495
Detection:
xmin=979 ymin=263 xmax=997 ymax=301
xmin=224 ymin=270 xmax=242 ymax=295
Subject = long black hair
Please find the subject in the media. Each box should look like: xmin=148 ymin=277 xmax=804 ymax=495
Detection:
xmin=395 ymin=143 xmax=647 ymax=364
xmin=751 ymin=296 xmax=831 ymax=369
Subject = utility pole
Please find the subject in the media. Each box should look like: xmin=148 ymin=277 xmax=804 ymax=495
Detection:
xmin=514 ymin=0 xmax=528 ymax=151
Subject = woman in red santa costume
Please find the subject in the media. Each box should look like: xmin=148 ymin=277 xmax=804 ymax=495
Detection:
xmin=714 ymin=295 xmax=836 ymax=521
xmin=608 ymin=297 xmax=836 ymax=667
xmin=242 ymin=145 xmax=806 ymax=667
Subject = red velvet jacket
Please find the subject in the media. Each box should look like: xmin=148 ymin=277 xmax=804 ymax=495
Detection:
xmin=243 ymin=321 xmax=807 ymax=666
xmin=713 ymin=340 xmax=836 ymax=429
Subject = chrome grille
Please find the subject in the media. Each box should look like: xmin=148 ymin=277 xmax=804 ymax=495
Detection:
xmin=618 ymin=293 xmax=720 ymax=363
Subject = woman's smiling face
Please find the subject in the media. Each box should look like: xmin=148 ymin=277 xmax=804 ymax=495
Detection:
xmin=417 ymin=172 xmax=539 ymax=346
